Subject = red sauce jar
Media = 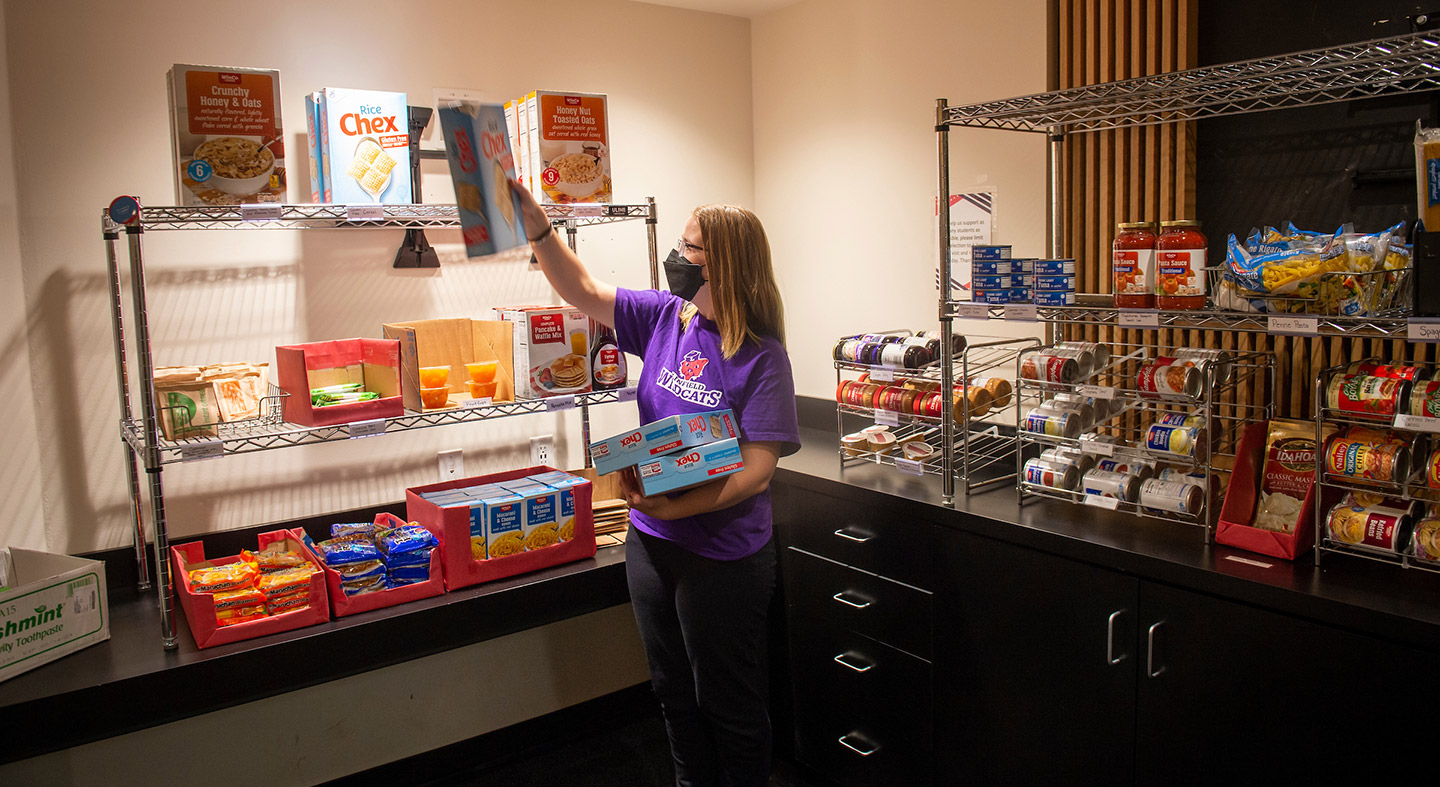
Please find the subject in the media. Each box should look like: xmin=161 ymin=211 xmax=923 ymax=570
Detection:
xmin=1112 ymin=221 xmax=1156 ymax=308
xmin=1155 ymin=220 xmax=1207 ymax=311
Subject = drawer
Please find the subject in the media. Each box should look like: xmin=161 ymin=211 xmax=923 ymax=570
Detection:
xmin=782 ymin=487 xmax=935 ymax=589
xmin=789 ymin=618 xmax=932 ymax=736
xmin=786 ymin=547 xmax=932 ymax=659
xmin=794 ymin=701 xmax=932 ymax=787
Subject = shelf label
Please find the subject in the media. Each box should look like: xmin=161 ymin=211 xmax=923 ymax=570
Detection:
xmin=618 ymin=387 xmax=639 ymax=403
xmin=1084 ymin=494 xmax=1121 ymax=510
xmin=460 ymin=397 xmax=492 ymax=409
xmin=1395 ymin=413 xmax=1440 ymax=433
xmin=1076 ymin=384 xmax=1116 ymax=400
xmin=1081 ymin=440 xmax=1115 ymax=457
xmin=347 ymin=419 xmax=387 ymax=439
xmin=546 ymin=394 xmax=577 ymax=412
xmin=869 ymin=367 xmax=895 ymax=383
xmin=1005 ymin=304 xmax=1038 ymax=322
xmin=1118 ymin=310 xmax=1160 ymax=328
xmin=1408 ymin=319 xmax=1440 ymax=343
xmin=180 ymin=440 xmax=224 ymax=462
xmin=1268 ymin=315 xmax=1318 ymax=336
xmin=1224 ymin=555 xmax=1275 ymax=569
xmin=346 ymin=205 xmax=385 ymax=221
xmin=894 ymin=457 xmax=925 ymax=476
xmin=240 ymin=204 xmax=283 ymax=222
xmin=954 ymin=302 xmax=990 ymax=320
xmin=873 ymin=409 xmax=901 ymax=427
xmin=572 ymin=205 xmax=605 ymax=218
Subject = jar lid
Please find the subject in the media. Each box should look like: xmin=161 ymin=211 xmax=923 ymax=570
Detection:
xmin=1159 ymin=219 xmax=1202 ymax=228
xmin=1117 ymin=221 xmax=1155 ymax=230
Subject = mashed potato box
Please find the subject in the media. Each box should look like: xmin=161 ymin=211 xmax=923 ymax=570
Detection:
xmin=167 ymin=63 xmax=286 ymax=206
xmin=437 ymin=102 xmax=528 ymax=257
xmin=318 ymin=87 xmax=412 ymax=204
xmin=589 ymin=409 xmax=738 ymax=476
xmin=1216 ymin=421 xmax=1332 ymax=561
xmin=635 ymin=438 xmax=745 ymax=497
xmin=0 ymin=548 xmax=109 ymax=683
xmin=526 ymin=90 xmax=611 ymax=204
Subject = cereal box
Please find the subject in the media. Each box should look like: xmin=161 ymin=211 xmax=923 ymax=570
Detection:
xmin=527 ymin=90 xmax=611 ymax=204
xmin=304 ymin=92 xmax=324 ymax=203
xmin=167 ymin=63 xmax=286 ymax=206
xmin=436 ymin=102 xmax=528 ymax=257
xmin=318 ymin=87 xmax=412 ymax=204
xmin=635 ymin=438 xmax=745 ymax=497
xmin=588 ymin=409 xmax=738 ymax=476
xmin=495 ymin=306 xmax=592 ymax=399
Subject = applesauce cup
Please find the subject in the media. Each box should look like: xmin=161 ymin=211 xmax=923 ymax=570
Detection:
xmin=465 ymin=360 xmax=498 ymax=384
xmin=420 ymin=387 xmax=452 ymax=409
xmin=468 ymin=381 xmax=498 ymax=399
xmin=418 ymin=366 xmax=450 ymax=388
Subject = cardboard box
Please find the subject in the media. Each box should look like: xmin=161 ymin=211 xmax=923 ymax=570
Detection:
xmin=527 ymin=90 xmax=611 ymax=204
xmin=495 ymin=305 xmax=591 ymax=399
xmin=588 ymin=409 xmax=737 ymax=476
xmin=0 ymin=548 xmax=109 ymax=683
xmin=635 ymin=438 xmax=745 ymax=496
xmin=495 ymin=480 xmax=562 ymax=551
xmin=304 ymin=91 xmax=325 ymax=203
xmin=318 ymin=87 xmax=412 ymax=204
xmin=436 ymin=102 xmax=529 ymax=257
xmin=171 ymin=531 xmax=329 ymax=649
xmin=382 ymin=318 xmax=515 ymax=412
xmin=407 ymin=466 xmax=595 ymax=592
xmin=167 ymin=63 xmax=286 ymax=206
xmin=291 ymin=513 xmax=444 ymax=618
xmin=1216 ymin=421 xmax=1336 ymax=561
xmin=276 ymin=338 xmax=404 ymax=427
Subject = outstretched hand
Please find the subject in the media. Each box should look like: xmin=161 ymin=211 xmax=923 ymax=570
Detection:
xmin=511 ymin=178 xmax=548 ymax=241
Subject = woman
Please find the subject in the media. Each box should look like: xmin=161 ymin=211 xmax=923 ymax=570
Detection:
xmin=516 ymin=184 xmax=800 ymax=787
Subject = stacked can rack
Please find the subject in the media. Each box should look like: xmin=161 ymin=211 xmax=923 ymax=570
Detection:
xmin=834 ymin=333 xmax=1040 ymax=494
xmin=1313 ymin=360 xmax=1440 ymax=571
xmin=1015 ymin=341 xmax=1274 ymax=539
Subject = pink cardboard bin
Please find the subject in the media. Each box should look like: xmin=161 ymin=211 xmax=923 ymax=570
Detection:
xmin=1216 ymin=421 xmax=1338 ymax=561
xmin=407 ymin=465 xmax=596 ymax=591
xmin=276 ymin=338 xmax=404 ymax=427
xmin=170 ymin=530 xmax=329 ymax=649
xmin=291 ymin=513 xmax=445 ymax=617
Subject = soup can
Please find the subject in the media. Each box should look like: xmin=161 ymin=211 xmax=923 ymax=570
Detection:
xmin=1155 ymin=411 xmax=1206 ymax=428
xmin=1326 ymin=503 xmax=1415 ymax=554
xmin=1056 ymin=341 xmax=1112 ymax=370
xmin=1081 ymin=469 xmax=1142 ymax=502
xmin=1410 ymin=381 xmax=1440 ymax=418
xmin=1037 ymin=399 xmax=1094 ymax=432
xmin=1323 ymin=435 xmax=1409 ymax=484
xmin=1024 ymin=457 xmax=1080 ymax=491
xmin=1145 ymin=424 xmax=1206 ymax=456
xmin=968 ymin=376 xmax=1013 ymax=409
xmin=1411 ymin=517 xmax=1440 ymax=563
xmin=1042 ymin=446 xmax=1096 ymax=476
xmin=1021 ymin=354 xmax=1080 ymax=388
xmin=1139 ymin=479 xmax=1205 ymax=516
xmin=1049 ymin=345 xmax=1095 ymax=378
xmin=1137 ymin=361 xmax=1203 ymax=399
xmin=1053 ymin=391 xmax=1105 ymax=423
xmin=1428 ymin=448 xmax=1440 ymax=489
xmin=1325 ymin=374 xmax=1410 ymax=420
xmin=1166 ymin=349 xmax=1233 ymax=384
xmin=1347 ymin=362 xmax=1422 ymax=381
xmin=1022 ymin=409 xmax=1081 ymax=439
xmin=1096 ymin=458 xmax=1157 ymax=479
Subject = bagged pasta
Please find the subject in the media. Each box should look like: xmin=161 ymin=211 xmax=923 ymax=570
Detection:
xmin=1417 ymin=121 xmax=1440 ymax=231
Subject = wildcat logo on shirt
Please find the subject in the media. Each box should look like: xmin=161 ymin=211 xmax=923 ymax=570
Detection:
xmin=657 ymin=350 xmax=722 ymax=408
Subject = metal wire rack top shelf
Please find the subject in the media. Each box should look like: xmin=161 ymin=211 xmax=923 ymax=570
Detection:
xmin=940 ymin=30 xmax=1440 ymax=133
xmin=942 ymin=300 xmax=1412 ymax=338
xmin=99 ymin=202 xmax=656 ymax=232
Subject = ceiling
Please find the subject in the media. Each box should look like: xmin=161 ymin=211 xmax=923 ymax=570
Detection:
xmin=630 ymin=0 xmax=803 ymax=19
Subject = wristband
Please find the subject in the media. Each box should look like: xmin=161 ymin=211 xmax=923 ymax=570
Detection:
xmin=528 ymin=224 xmax=554 ymax=244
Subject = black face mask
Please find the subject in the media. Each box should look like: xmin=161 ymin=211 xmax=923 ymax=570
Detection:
xmin=663 ymin=248 xmax=706 ymax=301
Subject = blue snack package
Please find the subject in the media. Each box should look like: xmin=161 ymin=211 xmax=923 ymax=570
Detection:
xmin=330 ymin=522 xmax=375 ymax=539
xmin=333 ymin=558 xmax=385 ymax=581
xmin=316 ymin=537 xmax=380 ymax=566
xmin=382 ymin=548 xmax=433 ymax=569
xmin=378 ymin=524 xmax=439 ymax=557
xmin=388 ymin=563 xmax=432 ymax=583
xmin=341 ymin=574 xmax=388 ymax=596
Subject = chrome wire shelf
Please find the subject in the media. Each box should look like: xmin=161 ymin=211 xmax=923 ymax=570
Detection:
xmin=99 ymin=202 xmax=655 ymax=232
xmin=941 ymin=30 xmax=1440 ymax=133
xmin=943 ymin=300 xmax=1410 ymax=338
xmin=122 ymin=388 xmax=633 ymax=464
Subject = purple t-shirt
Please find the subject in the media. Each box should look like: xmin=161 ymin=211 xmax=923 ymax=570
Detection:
xmin=612 ymin=288 xmax=800 ymax=560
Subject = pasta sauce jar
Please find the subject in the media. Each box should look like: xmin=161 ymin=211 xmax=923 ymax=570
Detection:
xmin=1155 ymin=220 xmax=1207 ymax=310
xmin=1112 ymin=221 xmax=1156 ymax=308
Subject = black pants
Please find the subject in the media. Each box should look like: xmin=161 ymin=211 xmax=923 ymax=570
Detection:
xmin=626 ymin=527 xmax=777 ymax=787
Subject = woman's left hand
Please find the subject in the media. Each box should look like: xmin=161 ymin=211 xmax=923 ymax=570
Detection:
xmin=618 ymin=467 xmax=678 ymax=520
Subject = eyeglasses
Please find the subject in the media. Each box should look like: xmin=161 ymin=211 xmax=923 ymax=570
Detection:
xmin=676 ymin=237 xmax=705 ymax=258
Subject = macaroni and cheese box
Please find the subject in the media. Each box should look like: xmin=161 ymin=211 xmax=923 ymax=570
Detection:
xmin=495 ymin=480 xmax=562 ymax=552
xmin=0 ymin=548 xmax=109 ymax=684
xmin=589 ymin=409 xmax=738 ymax=476
xmin=167 ymin=63 xmax=286 ymax=206
xmin=437 ymin=102 xmax=529 ymax=257
xmin=635 ymin=438 xmax=745 ymax=497
xmin=529 ymin=471 xmax=587 ymax=543
xmin=495 ymin=306 xmax=592 ymax=398
xmin=526 ymin=90 xmax=611 ymax=204
xmin=318 ymin=87 xmax=412 ymax=204
xmin=475 ymin=488 xmax=525 ymax=560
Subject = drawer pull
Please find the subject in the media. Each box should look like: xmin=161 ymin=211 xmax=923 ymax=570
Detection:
xmin=833 ymin=652 xmax=875 ymax=673
xmin=833 ymin=528 xmax=873 ymax=543
xmin=838 ymin=732 xmax=879 ymax=757
xmin=1106 ymin=609 xmax=1128 ymax=665
xmin=1147 ymin=620 xmax=1166 ymax=678
xmin=832 ymin=591 xmax=873 ymax=609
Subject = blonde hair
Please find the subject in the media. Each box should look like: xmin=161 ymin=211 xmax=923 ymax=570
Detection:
xmin=679 ymin=204 xmax=786 ymax=359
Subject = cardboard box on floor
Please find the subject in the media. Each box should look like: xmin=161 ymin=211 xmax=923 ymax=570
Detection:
xmin=0 ymin=548 xmax=109 ymax=683
xmin=382 ymin=318 xmax=515 ymax=412
xmin=276 ymin=338 xmax=403 ymax=427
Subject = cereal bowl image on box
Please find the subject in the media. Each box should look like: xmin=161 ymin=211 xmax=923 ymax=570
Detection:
xmin=547 ymin=151 xmax=605 ymax=199
xmin=193 ymin=136 xmax=276 ymax=195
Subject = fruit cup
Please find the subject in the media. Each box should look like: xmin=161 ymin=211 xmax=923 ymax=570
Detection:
xmin=420 ymin=387 xmax=452 ymax=409
xmin=467 ymin=381 xmax=498 ymax=400
xmin=465 ymin=360 xmax=498 ymax=384
xmin=418 ymin=366 xmax=450 ymax=388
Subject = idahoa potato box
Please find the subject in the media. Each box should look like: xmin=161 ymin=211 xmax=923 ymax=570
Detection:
xmin=167 ymin=63 xmax=286 ymax=206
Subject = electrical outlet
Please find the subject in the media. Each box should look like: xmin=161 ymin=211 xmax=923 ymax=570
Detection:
xmin=438 ymin=449 xmax=464 ymax=481
xmin=530 ymin=435 xmax=554 ymax=467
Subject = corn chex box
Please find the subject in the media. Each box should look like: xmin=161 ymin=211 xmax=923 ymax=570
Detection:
xmin=0 ymin=548 xmax=109 ymax=684
xmin=635 ymin=438 xmax=745 ymax=497
xmin=318 ymin=87 xmax=412 ymax=204
xmin=588 ymin=409 xmax=737 ymax=476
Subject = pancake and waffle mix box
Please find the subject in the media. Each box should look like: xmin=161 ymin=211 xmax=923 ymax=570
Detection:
xmin=318 ymin=87 xmax=411 ymax=204
xmin=636 ymin=438 xmax=745 ymax=496
xmin=526 ymin=90 xmax=611 ymax=204
xmin=589 ymin=409 xmax=738 ymax=476
xmin=437 ymin=101 xmax=528 ymax=256
xmin=0 ymin=548 xmax=109 ymax=683
xmin=167 ymin=63 xmax=286 ymax=206
xmin=495 ymin=306 xmax=591 ymax=398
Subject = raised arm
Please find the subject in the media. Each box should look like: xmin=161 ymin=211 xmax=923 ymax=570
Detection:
xmin=514 ymin=180 xmax=618 ymax=327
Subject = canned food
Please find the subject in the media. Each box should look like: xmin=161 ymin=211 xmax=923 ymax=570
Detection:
xmin=1155 ymin=412 xmax=1206 ymax=428
xmin=953 ymin=385 xmax=994 ymax=422
xmin=914 ymin=391 xmax=946 ymax=419
xmin=875 ymin=386 xmax=919 ymax=414
xmin=972 ymin=245 xmax=1012 ymax=260
xmin=1024 ymin=457 xmax=1080 ymax=491
xmin=1167 ymin=348 xmax=1233 ymax=384
xmin=973 ymin=289 xmax=1011 ymax=304
xmin=837 ymin=382 xmax=883 ymax=409
xmin=1137 ymin=361 xmax=1203 ymax=399
xmin=1081 ymin=469 xmax=1142 ymax=502
xmin=840 ymin=433 xmax=869 ymax=457
xmin=972 ymin=274 xmax=1033 ymax=290
xmin=1140 ymin=479 xmax=1205 ymax=515
xmin=1324 ymin=435 xmax=1410 ymax=483
xmin=1347 ymin=362 xmax=1422 ymax=381
xmin=1033 ymin=291 xmax=1076 ymax=306
xmin=1145 ymin=423 xmax=1206 ymax=456
xmin=1054 ymin=392 xmax=1105 ymax=422
xmin=1033 ymin=259 xmax=1077 ymax=276
xmin=1021 ymin=354 xmax=1081 ymax=388
xmin=1412 ymin=517 xmax=1440 ymax=563
xmin=1428 ymin=448 xmax=1440 ymax=489
xmin=1041 ymin=446 xmax=1096 ymax=476
xmin=1038 ymin=399 xmax=1095 ymax=431
xmin=970 ymin=259 xmax=1031 ymax=275
xmin=1033 ymin=274 xmax=1076 ymax=292
xmin=1049 ymin=345 xmax=1095 ymax=378
xmin=1096 ymin=458 xmax=1157 ymax=479
xmin=1326 ymin=502 xmax=1415 ymax=554
xmin=1410 ymin=381 xmax=1440 ymax=418
xmin=1326 ymin=374 xmax=1410 ymax=420
xmin=967 ymin=376 xmax=1013 ymax=409
xmin=1022 ymin=409 xmax=1081 ymax=439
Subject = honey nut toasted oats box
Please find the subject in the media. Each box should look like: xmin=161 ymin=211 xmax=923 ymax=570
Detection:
xmin=317 ymin=87 xmax=411 ymax=204
xmin=437 ymin=101 xmax=528 ymax=257
xmin=527 ymin=90 xmax=611 ymax=204
xmin=495 ymin=305 xmax=592 ymax=399
xmin=167 ymin=63 xmax=286 ymax=206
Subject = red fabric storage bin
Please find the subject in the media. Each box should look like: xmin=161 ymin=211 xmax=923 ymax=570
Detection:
xmin=1216 ymin=421 xmax=1337 ymax=561
xmin=171 ymin=530 xmax=329 ymax=649
xmin=292 ymin=512 xmax=445 ymax=618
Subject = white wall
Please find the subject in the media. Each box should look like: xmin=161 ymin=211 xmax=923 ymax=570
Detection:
xmin=4 ymin=0 xmax=753 ymax=553
xmin=752 ymin=0 xmax=1050 ymax=398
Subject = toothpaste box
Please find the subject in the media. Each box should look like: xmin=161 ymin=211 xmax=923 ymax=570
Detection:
xmin=318 ymin=87 xmax=412 ymax=204
xmin=437 ymin=101 xmax=528 ymax=257
xmin=495 ymin=480 xmax=561 ymax=551
xmin=588 ymin=409 xmax=738 ymax=476
xmin=495 ymin=305 xmax=592 ymax=399
xmin=471 ymin=488 xmax=524 ymax=560
xmin=636 ymin=438 xmax=745 ymax=496
xmin=166 ymin=63 xmax=286 ymax=206
xmin=0 ymin=548 xmax=109 ymax=683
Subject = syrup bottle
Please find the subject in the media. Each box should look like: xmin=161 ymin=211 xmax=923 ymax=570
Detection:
xmin=591 ymin=325 xmax=627 ymax=390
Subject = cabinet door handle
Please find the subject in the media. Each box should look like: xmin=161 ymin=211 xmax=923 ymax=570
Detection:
xmin=1107 ymin=609 xmax=1128 ymax=665
xmin=833 ymin=528 xmax=873 ymax=543
xmin=832 ymin=591 xmax=873 ymax=609
xmin=837 ymin=733 xmax=879 ymax=757
xmin=1146 ymin=620 xmax=1166 ymax=678
xmin=833 ymin=652 xmax=875 ymax=673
